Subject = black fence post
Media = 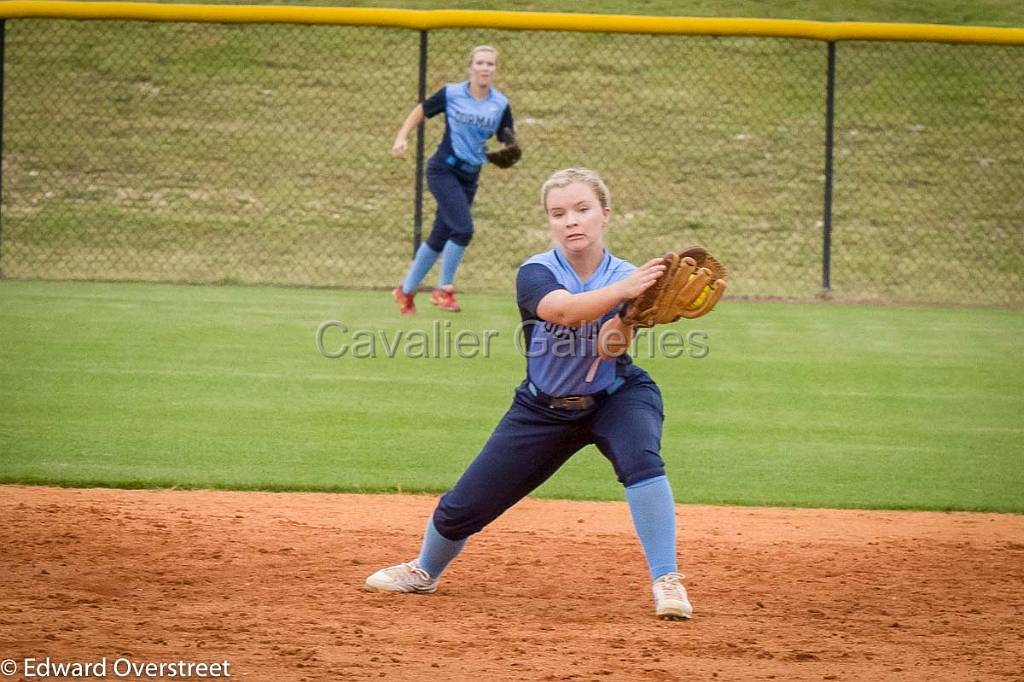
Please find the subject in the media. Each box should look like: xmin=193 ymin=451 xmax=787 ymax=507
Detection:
xmin=412 ymin=29 xmax=428 ymax=259
xmin=821 ymin=41 xmax=837 ymax=295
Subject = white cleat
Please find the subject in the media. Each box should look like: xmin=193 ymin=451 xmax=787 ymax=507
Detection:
xmin=364 ymin=560 xmax=438 ymax=594
xmin=653 ymin=572 xmax=693 ymax=620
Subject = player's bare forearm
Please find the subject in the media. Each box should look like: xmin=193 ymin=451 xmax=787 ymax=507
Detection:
xmin=536 ymin=286 xmax=629 ymax=328
xmin=392 ymin=104 xmax=425 ymax=157
xmin=398 ymin=103 xmax=424 ymax=138
xmin=597 ymin=316 xmax=634 ymax=360
xmin=536 ymin=258 xmax=666 ymax=327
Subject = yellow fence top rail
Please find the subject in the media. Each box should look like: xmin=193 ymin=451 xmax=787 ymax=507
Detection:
xmin=0 ymin=1 xmax=1023 ymax=45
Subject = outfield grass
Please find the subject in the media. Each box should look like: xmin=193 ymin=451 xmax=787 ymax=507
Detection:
xmin=2 ymin=1 xmax=1022 ymax=303
xmin=1 ymin=280 xmax=1021 ymax=512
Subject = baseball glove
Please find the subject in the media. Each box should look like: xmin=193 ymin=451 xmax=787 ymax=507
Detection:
xmin=486 ymin=128 xmax=521 ymax=168
xmin=619 ymin=245 xmax=729 ymax=327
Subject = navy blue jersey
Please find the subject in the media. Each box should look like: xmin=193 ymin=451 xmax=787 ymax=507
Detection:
xmin=516 ymin=248 xmax=636 ymax=396
xmin=423 ymin=82 xmax=514 ymax=166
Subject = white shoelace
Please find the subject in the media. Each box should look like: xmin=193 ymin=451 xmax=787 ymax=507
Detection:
xmin=402 ymin=561 xmax=433 ymax=584
xmin=655 ymin=572 xmax=685 ymax=598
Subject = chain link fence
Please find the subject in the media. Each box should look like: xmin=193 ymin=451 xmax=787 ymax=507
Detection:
xmin=1 ymin=17 xmax=1022 ymax=305
xmin=832 ymin=42 xmax=1024 ymax=303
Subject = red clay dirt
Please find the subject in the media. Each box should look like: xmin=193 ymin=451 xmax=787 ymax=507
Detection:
xmin=1 ymin=486 xmax=1022 ymax=681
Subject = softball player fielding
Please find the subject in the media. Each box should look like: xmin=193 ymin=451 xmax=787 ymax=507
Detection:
xmin=366 ymin=168 xmax=693 ymax=620
xmin=391 ymin=45 xmax=516 ymax=315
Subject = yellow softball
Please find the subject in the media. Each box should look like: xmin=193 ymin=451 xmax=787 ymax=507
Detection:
xmin=686 ymin=274 xmax=710 ymax=310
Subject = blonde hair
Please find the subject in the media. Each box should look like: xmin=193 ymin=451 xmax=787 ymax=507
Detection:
xmin=468 ymin=45 xmax=498 ymax=66
xmin=540 ymin=168 xmax=611 ymax=212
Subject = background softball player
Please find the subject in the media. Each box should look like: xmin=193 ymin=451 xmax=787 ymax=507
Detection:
xmin=366 ymin=168 xmax=693 ymax=620
xmin=391 ymin=44 xmax=516 ymax=315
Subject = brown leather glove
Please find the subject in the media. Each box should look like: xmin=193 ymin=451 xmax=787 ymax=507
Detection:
xmin=619 ymin=245 xmax=729 ymax=327
xmin=486 ymin=128 xmax=521 ymax=168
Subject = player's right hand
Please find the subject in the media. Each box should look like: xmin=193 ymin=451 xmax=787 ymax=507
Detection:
xmin=391 ymin=138 xmax=408 ymax=158
xmin=616 ymin=258 xmax=667 ymax=300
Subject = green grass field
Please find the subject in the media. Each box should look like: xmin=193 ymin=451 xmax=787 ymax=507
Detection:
xmin=2 ymin=280 xmax=1021 ymax=512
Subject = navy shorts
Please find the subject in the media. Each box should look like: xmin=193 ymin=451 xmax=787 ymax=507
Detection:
xmin=425 ymin=157 xmax=479 ymax=251
xmin=432 ymin=365 xmax=666 ymax=541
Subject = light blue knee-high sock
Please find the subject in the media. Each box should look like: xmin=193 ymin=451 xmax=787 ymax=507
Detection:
xmin=439 ymin=241 xmax=467 ymax=288
xmin=402 ymin=243 xmax=441 ymax=295
xmin=625 ymin=475 xmax=678 ymax=580
xmin=416 ymin=517 xmax=467 ymax=579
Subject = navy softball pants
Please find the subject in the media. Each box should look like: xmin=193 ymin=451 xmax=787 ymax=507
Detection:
xmin=424 ymin=159 xmax=479 ymax=252
xmin=432 ymin=367 xmax=667 ymax=541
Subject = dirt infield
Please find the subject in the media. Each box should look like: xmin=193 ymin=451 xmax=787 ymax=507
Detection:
xmin=2 ymin=487 xmax=1022 ymax=681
